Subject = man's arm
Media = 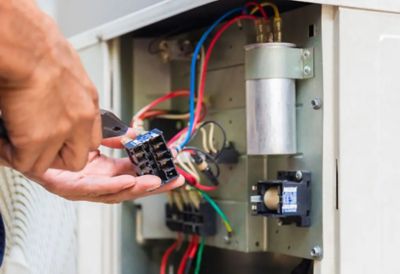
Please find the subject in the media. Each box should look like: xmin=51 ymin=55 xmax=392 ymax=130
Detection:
xmin=0 ymin=0 xmax=102 ymax=174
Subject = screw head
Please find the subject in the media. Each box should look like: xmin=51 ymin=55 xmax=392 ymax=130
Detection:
xmin=311 ymin=97 xmax=322 ymax=110
xmin=277 ymin=219 xmax=283 ymax=226
xmin=252 ymin=185 xmax=258 ymax=191
xmin=303 ymin=49 xmax=311 ymax=58
xmin=251 ymin=205 xmax=258 ymax=211
xmin=295 ymin=170 xmax=303 ymax=181
xmin=224 ymin=235 xmax=231 ymax=244
xmin=310 ymin=246 xmax=323 ymax=259
xmin=303 ymin=65 xmax=312 ymax=75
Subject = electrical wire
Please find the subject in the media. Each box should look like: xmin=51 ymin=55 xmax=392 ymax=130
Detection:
xmin=183 ymin=147 xmax=220 ymax=177
xmin=179 ymin=7 xmax=244 ymax=150
xmin=177 ymin=153 xmax=200 ymax=183
xmin=250 ymin=2 xmax=280 ymax=18
xmin=177 ymin=167 xmax=217 ymax=192
xmin=184 ymin=236 xmax=199 ymax=274
xmin=194 ymin=238 xmax=205 ymax=274
xmin=178 ymin=236 xmax=197 ymax=274
xmin=160 ymin=234 xmax=183 ymax=274
xmin=243 ymin=2 xmax=268 ymax=19
xmin=132 ymin=90 xmax=189 ymax=126
xmin=208 ymin=122 xmax=217 ymax=154
xmin=195 ymin=14 xmax=256 ymax=133
xmin=197 ymin=190 xmax=233 ymax=235
xmin=190 ymin=121 xmax=227 ymax=158
xmin=157 ymin=113 xmax=190 ymax=120
xmin=200 ymin=127 xmax=210 ymax=153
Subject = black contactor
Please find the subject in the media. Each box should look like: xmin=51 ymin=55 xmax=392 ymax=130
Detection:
xmin=123 ymin=129 xmax=178 ymax=184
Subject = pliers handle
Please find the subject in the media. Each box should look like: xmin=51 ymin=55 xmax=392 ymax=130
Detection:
xmin=0 ymin=109 xmax=129 ymax=141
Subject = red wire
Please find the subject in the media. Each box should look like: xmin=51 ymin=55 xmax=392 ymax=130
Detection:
xmin=243 ymin=2 xmax=268 ymax=19
xmin=188 ymin=236 xmax=199 ymax=258
xmin=160 ymin=234 xmax=183 ymax=274
xmin=177 ymin=167 xmax=218 ymax=192
xmin=133 ymin=90 xmax=189 ymax=126
xmin=178 ymin=237 xmax=196 ymax=274
xmin=193 ymin=15 xmax=257 ymax=129
xmin=141 ymin=110 xmax=168 ymax=120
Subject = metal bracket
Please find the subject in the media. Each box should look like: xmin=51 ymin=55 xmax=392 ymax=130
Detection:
xmin=245 ymin=44 xmax=314 ymax=80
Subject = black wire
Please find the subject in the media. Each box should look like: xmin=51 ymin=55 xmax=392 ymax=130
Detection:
xmin=184 ymin=258 xmax=193 ymax=274
xmin=183 ymin=146 xmax=220 ymax=178
xmin=189 ymin=120 xmax=227 ymax=159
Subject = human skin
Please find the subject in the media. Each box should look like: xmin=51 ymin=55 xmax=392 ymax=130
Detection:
xmin=0 ymin=1 xmax=183 ymax=202
xmin=0 ymin=0 xmax=101 ymax=175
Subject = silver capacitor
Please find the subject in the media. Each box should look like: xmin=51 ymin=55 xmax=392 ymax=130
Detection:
xmin=245 ymin=43 xmax=297 ymax=155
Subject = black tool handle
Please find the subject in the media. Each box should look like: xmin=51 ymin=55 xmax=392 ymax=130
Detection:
xmin=0 ymin=109 xmax=128 ymax=142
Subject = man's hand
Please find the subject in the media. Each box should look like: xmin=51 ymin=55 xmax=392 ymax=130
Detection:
xmin=0 ymin=0 xmax=101 ymax=175
xmin=27 ymin=151 xmax=185 ymax=203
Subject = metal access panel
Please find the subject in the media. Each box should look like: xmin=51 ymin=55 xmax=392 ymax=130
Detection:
xmin=128 ymin=4 xmax=324 ymax=259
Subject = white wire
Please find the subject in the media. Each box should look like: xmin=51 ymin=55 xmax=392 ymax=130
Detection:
xmin=200 ymin=127 xmax=210 ymax=153
xmin=157 ymin=113 xmax=190 ymax=120
xmin=177 ymin=152 xmax=200 ymax=182
xmin=208 ymin=122 xmax=218 ymax=154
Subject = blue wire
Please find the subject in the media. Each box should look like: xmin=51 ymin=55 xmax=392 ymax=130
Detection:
xmin=178 ymin=7 xmax=244 ymax=150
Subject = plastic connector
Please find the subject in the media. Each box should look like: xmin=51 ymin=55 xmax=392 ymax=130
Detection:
xmin=123 ymin=129 xmax=178 ymax=183
xmin=165 ymin=201 xmax=217 ymax=236
xmin=216 ymin=142 xmax=240 ymax=164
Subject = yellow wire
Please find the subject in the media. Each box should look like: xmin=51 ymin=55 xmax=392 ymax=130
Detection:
xmin=250 ymin=2 xmax=280 ymax=19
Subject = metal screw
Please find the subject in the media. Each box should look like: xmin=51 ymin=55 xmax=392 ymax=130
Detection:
xmin=303 ymin=49 xmax=311 ymax=58
xmin=224 ymin=235 xmax=231 ymax=244
xmin=295 ymin=170 xmax=303 ymax=181
xmin=251 ymin=205 xmax=258 ymax=211
xmin=303 ymin=65 xmax=312 ymax=75
xmin=311 ymin=97 xmax=322 ymax=110
xmin=310 ymin=246 xmax=323 ymax=259
xmin=277 ymin=219 xmax=283 ymax=226
xmin=252 ymin=185 xmax=257 ymax=191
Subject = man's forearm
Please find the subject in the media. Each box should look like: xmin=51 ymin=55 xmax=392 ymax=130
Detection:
xmin=0 ymin=0 xmax=57 ymax=83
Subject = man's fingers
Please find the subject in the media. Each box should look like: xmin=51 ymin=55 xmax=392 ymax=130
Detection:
xmin=52 ymin=120 xmax=92 ymax=171
xmin=30 ymin=138 xmax=64 ymax=175
xmin=1 ymin=140 xmax=44 ymax=173
xmin=93 ymin=175 xmax=184 ymax=204
xmin=41 ymin=173 xmax=138 ymax=199
xmin=101 ymin=128 xmax=137 ymax=149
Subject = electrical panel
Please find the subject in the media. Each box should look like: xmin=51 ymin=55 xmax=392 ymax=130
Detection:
xmin=119 ymin=2 xmax=324 ymax=273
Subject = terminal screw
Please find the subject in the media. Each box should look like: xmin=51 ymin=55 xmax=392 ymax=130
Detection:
xmin=303 ymin=65 xmax=312 ymax=75
xmin=310 ymin=246 xmax=323 ymax=260
xmin=295 ymin=170 xmax=303 ymax=181
xmin=311 ymin=97 xmax=322 ymax=110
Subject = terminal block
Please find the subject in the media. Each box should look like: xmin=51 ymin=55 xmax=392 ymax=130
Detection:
xmin=165 ymin=201 xmax=217 ymax=236
xmin=123 ymin=129 xmax=178 ymax=183
xmin=250 ymin=171 xmax=311 ymax=227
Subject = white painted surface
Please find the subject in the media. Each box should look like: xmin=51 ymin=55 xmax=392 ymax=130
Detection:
xmin=338 ymin=7 xmax=400 ymax=274
xmin=313 ymin=5 xmax=339 ymax=274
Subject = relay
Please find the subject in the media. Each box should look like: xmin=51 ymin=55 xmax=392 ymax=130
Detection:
xmin=122 ymin=129 xmax=178 ymax=183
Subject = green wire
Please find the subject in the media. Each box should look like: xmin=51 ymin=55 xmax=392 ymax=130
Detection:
xmin=194 ymin=237 xmax=206 ymax=274
xmin=197 ymin=190 xmax=233 ymax=233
